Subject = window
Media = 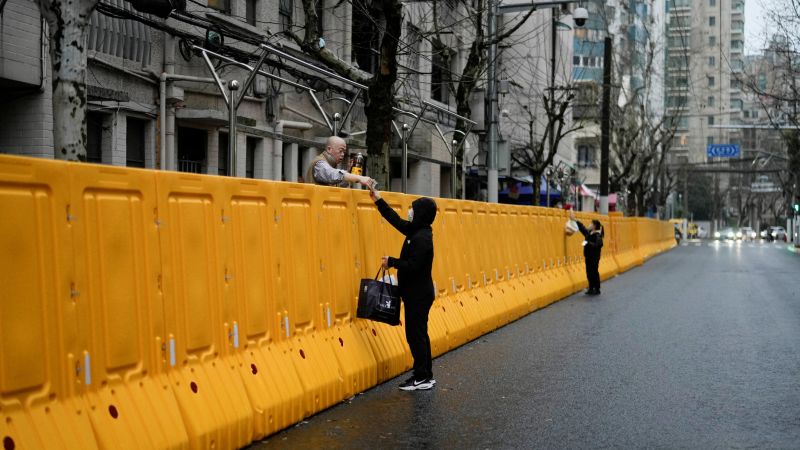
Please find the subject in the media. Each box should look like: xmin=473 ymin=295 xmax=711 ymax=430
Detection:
xmin=218 ymin=132 xmax=229 ymax=176
xmin=87 ymin=112 xmax=104 ymax=164
xmin=246 ymin=0 xmax=257 ymax=26
xmin=667 ymin=95 xmax=688 ymax=107
xmin=709 ymin=36 xmax=716 ymax=46
xmin=578 ymin=145 xmax=595 ymax=167
xmin=406 ymin=25 xmax=422 ymax=92
xmin=88 ymin=2 xmax=152 ymax=64
xmin=707 ymin=136 xmax=714 ymax=146
xmin=744 ymin=110 xmax=750 ymax=118
xmin=708 ymin=56 xmax=715 ymax=67
xmin=708 ymin=76 xmax=715 ymax=87
xmin=708 ymin=115 xmax=715 ymax=125
xmin=279 ymin=0 xmax=293 ymax=32
xmin=583 ymin=56 xmax=589 ymax=66
xmin=177 ymin=127 xmax=207 ymax=174
xmin=708 ymin=96 xmax=715 ymax=107
xmin=351 ymin=1 xmax=380 ymax=73
xmin=758 ymin=73 xmax=767 ymax=90
xmin=709 ymin=0 xmax=715 ymax=5
xmin=431 ymin=43 xmax=452 ymax=104
xmin=709 ymin=16 xmax=715 ymax=26
xmin=208 ymin=0 xmax=229 ymax=13
xmin=753 ymin=110 xmax=759 ymax=118
xmin=669 ymin=76 xmax=688 ymax=88
xmin=246 ymin=137 xmax=258 ymax=179
xmin=573 ymin=56 xmax=581 ymax=66
xmin=126 ymin=117 xmax=146 ymax=168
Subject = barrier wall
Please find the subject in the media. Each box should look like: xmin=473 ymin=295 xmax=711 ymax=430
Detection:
xmin=0 ymin=155 xmax=676 ymax=449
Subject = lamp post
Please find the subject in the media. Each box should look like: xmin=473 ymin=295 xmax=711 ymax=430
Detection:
xmin=486 ymin=0 xmax=587 ymax=203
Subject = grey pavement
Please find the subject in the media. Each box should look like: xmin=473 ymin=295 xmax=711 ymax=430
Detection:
xmin=251 ymin=241 xmax=800 ymax=449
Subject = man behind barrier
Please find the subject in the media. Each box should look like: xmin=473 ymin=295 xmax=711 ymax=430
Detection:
xmin=306 ymin=136 xmax=375 ymax=188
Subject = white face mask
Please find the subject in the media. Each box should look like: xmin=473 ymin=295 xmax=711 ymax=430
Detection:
xmin=407 ymin=208 xmax=414 ymax=222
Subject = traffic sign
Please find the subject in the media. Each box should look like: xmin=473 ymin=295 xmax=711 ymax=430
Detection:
xmin=706 ymin=144 xmax=740 ymax=158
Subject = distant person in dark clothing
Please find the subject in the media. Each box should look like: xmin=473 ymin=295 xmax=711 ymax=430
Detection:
xmin=571 ymin=211 xmax=604 ymax=295
xmin=369 ymin=187 xmax=437 ymax=391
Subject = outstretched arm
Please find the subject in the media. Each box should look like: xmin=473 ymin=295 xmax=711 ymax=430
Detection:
xmin=575 ymin=220 xmax=590 ymax=239
xmin=371 ymin=189 xmax=412 ymax=235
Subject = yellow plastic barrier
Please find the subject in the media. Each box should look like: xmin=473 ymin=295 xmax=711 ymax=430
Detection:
xmin=155 ymin=171 xmax=255 ymax=448
xmin=0 ymin=154 xmax=677 ymax=449
xmin=220 ymin=178 xmax=304 ymax=438
xmin=0 ymin=157 xmax=99 ymax=450
xmin=69 ymin=164 xmax=190 ymax=449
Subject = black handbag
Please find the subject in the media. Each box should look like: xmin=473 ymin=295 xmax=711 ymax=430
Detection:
xmin=356 ymin=267 xmax=401 ymax=326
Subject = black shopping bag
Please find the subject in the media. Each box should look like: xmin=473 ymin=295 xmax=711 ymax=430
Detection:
xmin=357 ymin=268 xmax=401 ymax=326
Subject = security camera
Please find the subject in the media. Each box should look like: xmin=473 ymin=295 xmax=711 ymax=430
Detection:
xmin=573 ymin=7 xmax=588 ymax=28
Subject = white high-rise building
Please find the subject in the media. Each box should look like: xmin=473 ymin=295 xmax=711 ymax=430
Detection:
xmin=665 ymin=0 xmax=745 ymax=165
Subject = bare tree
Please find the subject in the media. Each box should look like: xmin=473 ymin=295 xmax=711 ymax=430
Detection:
xmin=511 ymin=89 xmax=582 ymax=192
xmin=609 ymin=3 xmax=684 ymax=216
xmin=733 ymin=0 xmax=800 ymax=220
xmin=38 ymin=0 xmax=100 ymax=161
xmin=292 ymin=0 xmax=402 ymax=186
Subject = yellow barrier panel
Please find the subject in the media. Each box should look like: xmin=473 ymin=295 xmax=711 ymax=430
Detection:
xmin=219 ymin=178 xmax=305 ymax=439
xmin=315 ymin=189 xmax=378 ymax=400
xmin=69 ymin=164 xmax=190 ymax=449
xmin=429 ymin=198 xmax=470 ymax=353
xmin=0 ymin=154 xmax=679 ymax=448
xmin=0 ymin=157 xmax=98 ymax=450
xmin=271 ymin=183 xmax=347 ymax=416
xmin=155 ymin=171 xmax=254 ymax=449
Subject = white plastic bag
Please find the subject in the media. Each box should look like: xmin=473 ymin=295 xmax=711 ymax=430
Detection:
xmin=565 ymin=219 xmax=579 ymax=236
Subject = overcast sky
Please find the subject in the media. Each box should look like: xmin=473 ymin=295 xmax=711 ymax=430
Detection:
xmin=745 ymin=0 xmax=768 ymax=54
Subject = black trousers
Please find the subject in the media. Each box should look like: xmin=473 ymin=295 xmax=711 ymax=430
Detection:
xmin=403 ymin=296 xmax=434 ymax=380
xmin=585 ymin=256 xmax=601 ymax=291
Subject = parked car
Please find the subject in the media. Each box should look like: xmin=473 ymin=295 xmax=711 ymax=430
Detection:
xmin=740 ymin=226 xmax=757 ymax=241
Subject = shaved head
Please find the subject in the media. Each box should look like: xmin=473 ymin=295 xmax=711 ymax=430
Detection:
xmin=325 ymin=135 xmax=347 ymax=165
xmin=327 ymin=135 xmax=346 ymax=148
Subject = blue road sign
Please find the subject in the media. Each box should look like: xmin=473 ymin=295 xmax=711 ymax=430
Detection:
xmin=706 ymin=144 xmax=740 ymax=158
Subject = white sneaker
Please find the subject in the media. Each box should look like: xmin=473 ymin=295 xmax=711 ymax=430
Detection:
xmin=398 ymin=378 xmax=435 ymax=391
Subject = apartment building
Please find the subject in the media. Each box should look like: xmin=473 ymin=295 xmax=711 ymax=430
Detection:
xmin=664 ymin=0 xmax=745 ymax=165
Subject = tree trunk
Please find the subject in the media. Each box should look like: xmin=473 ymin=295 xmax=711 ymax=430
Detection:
xmin=363 ymin=0 xmax=402 ymax=189
xmin=39 ymin=0 xmax=98 ymax=161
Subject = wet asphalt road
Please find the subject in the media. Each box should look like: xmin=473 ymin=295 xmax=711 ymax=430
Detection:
xmin=253 ymin=241 xmax=800 ymax=449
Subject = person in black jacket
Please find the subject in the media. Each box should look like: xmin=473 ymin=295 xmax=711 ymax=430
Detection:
xmin=570 ymin=211 xmax=604 ymax=295
xmin=369 ymin=187 xmax=437 ymax=391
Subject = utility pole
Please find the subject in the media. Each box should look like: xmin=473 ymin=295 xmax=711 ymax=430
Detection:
xmin=599 ymin=36 xmax=612 ymax=214
xmin=548 ymin=10 xmax=557 ymax=173
xmin=683 ymin=168 xmax=689 ymax=218
xmin=486 ymin=0 xmax=499 ymax=203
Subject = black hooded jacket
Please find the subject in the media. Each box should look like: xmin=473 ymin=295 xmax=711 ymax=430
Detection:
xmin=375 ymin=197 xmax=436 ymax=302
xmin=576 ymin=220 xmax=604 ymax=260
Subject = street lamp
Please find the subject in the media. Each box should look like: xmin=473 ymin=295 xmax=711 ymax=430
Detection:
xmin=486 ymin=1 xmax=587 ymax=203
